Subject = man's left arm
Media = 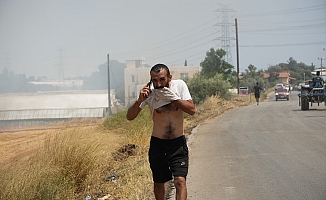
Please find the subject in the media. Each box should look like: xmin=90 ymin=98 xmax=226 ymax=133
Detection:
xmin=172 ymin=99 xmax=196 ymax=115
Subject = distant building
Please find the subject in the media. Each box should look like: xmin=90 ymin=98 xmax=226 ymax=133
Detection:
xmin=263 ymin=71 xmax=291 ymax=85
xmin=124 ymin=58 xmax=200 ymax=106
xmin=29 ymin=79 xmax=83 ymax=89
xmin=277 ymin=71 xmax=291 ymax=85
xmin=0 ymin=90 xmax=119 ymax=128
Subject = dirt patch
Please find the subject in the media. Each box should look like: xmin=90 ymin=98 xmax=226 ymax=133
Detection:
xmin=112 ymin=144 xmax=138 ymax=161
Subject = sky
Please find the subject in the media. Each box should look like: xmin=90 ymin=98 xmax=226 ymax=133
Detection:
xmin=0 ymin=0 xmax=325 ymax=80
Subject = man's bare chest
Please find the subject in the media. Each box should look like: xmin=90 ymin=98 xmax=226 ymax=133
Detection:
xmin=155 ymin=103 xmax=178 ymax=114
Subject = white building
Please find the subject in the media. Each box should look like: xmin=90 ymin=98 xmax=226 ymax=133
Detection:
xmin=124 ymin=58 xmax=200 ymax=106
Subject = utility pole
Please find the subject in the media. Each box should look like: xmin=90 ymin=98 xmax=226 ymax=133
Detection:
xmin=107 ymin=54 xmax=112 ymax=116
xmin=55 ymin=48 xmax=65 ymax=90
xmin=318 ymin=57 xmax=325 ymax=76
xmin=4 ymin=52 xmax=11 ymax=72
xmin=235 ymin=18 xmax=240 ymax=95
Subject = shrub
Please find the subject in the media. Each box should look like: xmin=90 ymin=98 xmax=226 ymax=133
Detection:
xmin=185 ymin=73 xmax=232 ymax=104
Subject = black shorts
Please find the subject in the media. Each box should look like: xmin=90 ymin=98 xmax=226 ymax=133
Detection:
xmin=255 ymin=93 xmax=260 ymax=98
xmin=148 ymin=135 xmax=189 ymax=183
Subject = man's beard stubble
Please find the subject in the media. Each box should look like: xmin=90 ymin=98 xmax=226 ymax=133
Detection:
xmin=154 ymin=80 xmax=170 ymax=89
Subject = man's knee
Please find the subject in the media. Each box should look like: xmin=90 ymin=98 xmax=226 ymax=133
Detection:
xmin=174 ymin=176 xmax=186 ymax=188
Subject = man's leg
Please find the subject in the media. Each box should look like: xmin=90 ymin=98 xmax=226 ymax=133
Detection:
xmin=174 ymin=176 xmax=187 ymax=200
xmin=154 ymin=182 xmax=165 ymax=200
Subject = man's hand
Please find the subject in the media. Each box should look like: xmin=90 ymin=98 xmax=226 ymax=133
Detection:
xmin=126 ymin=82 xmax=151 ymax=121
xmin=137 ymin=82 xmax=152 ymax=103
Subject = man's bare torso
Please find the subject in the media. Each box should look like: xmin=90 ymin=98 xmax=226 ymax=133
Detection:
xmin=152 ymin=103 xmax=184 ymax=139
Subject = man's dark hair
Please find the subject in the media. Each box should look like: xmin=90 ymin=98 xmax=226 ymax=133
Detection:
xmin=256 ymin=82 xmax=259 ymax=85
xmin=316 ymin=71 xmax=320 ymax=76
xmin=150 ymin=63 xmax=170 ymax=76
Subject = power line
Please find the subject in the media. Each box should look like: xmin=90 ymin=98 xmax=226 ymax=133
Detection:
xmin=240 ymin=22 xmax=326 ymax=33
xmin=112 ymin=27 xmax=216 ymax=60
xmin=240 ymin=41 xmax=326 ymax=47
xmin=111 ymin=19 xmax=217 ymax=58
xmin=244 ymin=31 xmax=326 ymax=36
xmin=239 ymin=18 xmax=326 ymax=25
xmin=238 ymin=3 xmax=326 ymax=18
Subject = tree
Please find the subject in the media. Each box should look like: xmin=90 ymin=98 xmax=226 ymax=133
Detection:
xmin=82 ymin=60 xmax=125 ymax=90
xmin=264 ymin=57 xmax=315 ymax=86
xmin=82 ymin=59 xmax=126 ymax=103
xmin=245 ymin=64 xmax=257 ymax=78
xmin=240 ymin=64 xmax=268 ymax=91
xmin=200 ymin=48 xmax=236 ymax=86
xmin=0 ymin=68 xmax=39 ymax=93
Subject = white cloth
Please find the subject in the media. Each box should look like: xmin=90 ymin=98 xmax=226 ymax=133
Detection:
xmin=144 ymin=87 xmax=181 ymax=116
xmin=139 ymin=79 xmax=192 ymax=116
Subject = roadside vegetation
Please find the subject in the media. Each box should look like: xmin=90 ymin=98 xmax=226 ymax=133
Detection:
xmin=0 ymin=93 xmax=260 ymax=200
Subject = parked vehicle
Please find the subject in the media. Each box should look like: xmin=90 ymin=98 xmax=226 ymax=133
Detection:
xmin=239 ymin=87 xmax=249 ymax=96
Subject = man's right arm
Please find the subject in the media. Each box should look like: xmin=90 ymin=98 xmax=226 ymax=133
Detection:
xmin=126 ymin=100 xmax=142 ymax=120
xmin=126 ymin=83 xmax=151 ymax=121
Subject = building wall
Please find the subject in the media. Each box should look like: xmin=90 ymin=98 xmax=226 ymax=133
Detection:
xmin=0 ymin=90 xmax=116 ymax=110
xmin=124 ymin=61 xmax=200 ymax=106
xmin=124 ymin=66 xmax=150 ymax=106
xmin=277 ymin=77 xmax=289 ymax=85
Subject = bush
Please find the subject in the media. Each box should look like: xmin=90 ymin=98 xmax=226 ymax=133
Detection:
xmin=185 ymin=73 xmax=232 ymax=104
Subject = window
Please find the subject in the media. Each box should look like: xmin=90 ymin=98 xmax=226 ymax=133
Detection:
xmin=131 ymin=75 xmax=135 ymax=82
xmin=180 ymin=73 xmax=188 ymax=79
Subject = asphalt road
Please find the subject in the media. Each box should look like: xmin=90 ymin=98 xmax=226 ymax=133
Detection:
xmin=186 ymin=91 xmax=326 ymax=200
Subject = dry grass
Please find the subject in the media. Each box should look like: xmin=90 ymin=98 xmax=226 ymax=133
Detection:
xmin=0 ymin=93 xmax=264 ymax=199
xmin=0 ymin=121 xmax=126 ymax=199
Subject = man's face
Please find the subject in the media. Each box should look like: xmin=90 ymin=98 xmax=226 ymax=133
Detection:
xmin=150 ymin=69 xmax=172 ymax=89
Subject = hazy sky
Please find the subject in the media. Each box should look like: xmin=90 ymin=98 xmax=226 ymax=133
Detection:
xmin=0 ymin=0 xmax=325 ymax=79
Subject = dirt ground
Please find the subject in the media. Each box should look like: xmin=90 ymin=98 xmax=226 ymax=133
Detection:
xmin=0 ymin=127 xmax=50 ymax=165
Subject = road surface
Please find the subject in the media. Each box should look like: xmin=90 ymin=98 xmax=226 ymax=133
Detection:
xmin=186 ymin=91 xmax=326 ymax=200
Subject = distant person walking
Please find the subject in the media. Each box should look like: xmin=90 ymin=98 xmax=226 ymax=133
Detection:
xmin=253 ymin=82 xmax=262 ymax=105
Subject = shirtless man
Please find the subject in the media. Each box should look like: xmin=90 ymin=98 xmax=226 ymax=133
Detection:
xmin=126 ymin=63 xmax=196 ymax=200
